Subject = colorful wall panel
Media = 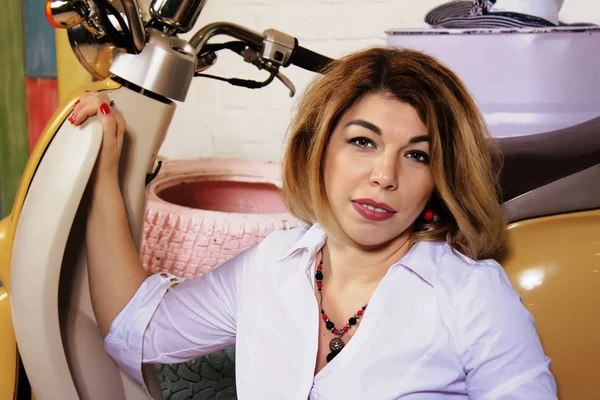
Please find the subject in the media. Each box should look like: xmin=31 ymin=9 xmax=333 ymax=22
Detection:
xmin=25 ymin=79 xmax=59 ymax=153
xmin=0 ymin=0 xmax=87 ymax=219
xmin=0 ymin=1 xmax=30 ymax=220
xmin=23 ymin=0 xmax=57 ymax=78
xmin=23 ymin=0 xmax=59 ymax=160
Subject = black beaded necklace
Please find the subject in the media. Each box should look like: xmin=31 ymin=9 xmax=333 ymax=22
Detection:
xmin=316 ymin=256 xmax=368 ymax=362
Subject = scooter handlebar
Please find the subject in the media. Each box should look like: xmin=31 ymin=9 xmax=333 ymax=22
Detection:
xmin=190 ymin=22 xmax=334 ymax=74
xmin=289 ymin=43 xmax=334 ymax=73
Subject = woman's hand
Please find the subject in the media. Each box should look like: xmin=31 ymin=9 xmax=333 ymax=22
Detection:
xmin=70 ymin=91 xmax=126 ymax=186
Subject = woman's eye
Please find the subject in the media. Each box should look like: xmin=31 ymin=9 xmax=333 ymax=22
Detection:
xmin=349 ymin=137 xmax=374 ymax=148
xmin=406 ymin=151 xmax=430 ymax=165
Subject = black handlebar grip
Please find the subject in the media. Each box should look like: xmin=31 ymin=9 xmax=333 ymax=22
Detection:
xmin=288 ymin=41 xmax=334 ymax=73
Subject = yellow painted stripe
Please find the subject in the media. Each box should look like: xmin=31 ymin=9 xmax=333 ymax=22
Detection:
xmin=55 ymin=29 xmax=92 ymax=101
xmin=0 ymin=286 xmax=17 ymax=400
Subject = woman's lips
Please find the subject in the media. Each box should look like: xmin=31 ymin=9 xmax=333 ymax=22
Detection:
xmin=351 ymin=200 xmax=396 ymax=221
xmin=352 ymin=198 xmax=396 ymax=212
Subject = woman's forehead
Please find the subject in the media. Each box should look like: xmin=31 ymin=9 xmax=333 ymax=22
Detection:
xmin=337 ymin=94 xmax=428 ymax=137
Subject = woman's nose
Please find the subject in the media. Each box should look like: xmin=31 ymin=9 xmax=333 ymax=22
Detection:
xmin=370 ymin=156 xmax=398 ymax=191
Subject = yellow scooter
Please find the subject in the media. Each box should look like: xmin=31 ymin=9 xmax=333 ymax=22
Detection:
xmin=0 ymin=0 xmax=597 ymax=398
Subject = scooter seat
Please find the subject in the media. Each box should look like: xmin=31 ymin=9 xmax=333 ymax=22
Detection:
xmin=498 ymin=116 xmax=600 ymax=202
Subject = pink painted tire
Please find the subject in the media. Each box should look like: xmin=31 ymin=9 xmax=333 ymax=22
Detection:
xmin=141 ymin=158 xmax=303 ymax=279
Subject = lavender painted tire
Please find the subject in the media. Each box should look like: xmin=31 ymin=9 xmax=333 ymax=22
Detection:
xmin=141 ymin=158 xmax=303 ymax=279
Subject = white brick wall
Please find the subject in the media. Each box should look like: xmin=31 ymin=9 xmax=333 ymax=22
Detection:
xmin=159 ymin=0 xmax=600 ymax=162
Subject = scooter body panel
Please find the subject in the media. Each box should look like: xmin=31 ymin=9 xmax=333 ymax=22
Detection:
xmin=11 ymin=100 xmax=104 ymax=400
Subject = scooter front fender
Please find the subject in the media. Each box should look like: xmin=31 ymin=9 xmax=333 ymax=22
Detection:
xmin=1 ymin=78 xmax=171 ymax=399
xmin=10 ymin=108 xmax=104 ymax=399
xmin=0 ymin=80 xmax=102 ymax=400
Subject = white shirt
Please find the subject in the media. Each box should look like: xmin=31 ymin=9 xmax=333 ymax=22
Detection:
xmin=105 ymin=223 xmax=557 ymax=399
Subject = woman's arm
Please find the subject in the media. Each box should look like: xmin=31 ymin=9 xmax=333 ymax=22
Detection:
xmin=103 ymin=243 xmax=249 ymax=393
xmin=72 ymin=93 xmax=149 ymax=337
xmin=454 ymin=261 xmax=558 ymax=399
xmin=86 ymin=178 xmax=148 ymax=338
xmin=73 ymin=93 xmax=252 ymax=396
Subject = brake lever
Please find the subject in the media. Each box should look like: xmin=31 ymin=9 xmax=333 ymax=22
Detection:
xmin=273 ymin=70 xmax=295 ymax=97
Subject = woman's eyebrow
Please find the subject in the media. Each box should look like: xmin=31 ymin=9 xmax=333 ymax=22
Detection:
xmin=346 ymin=120 xmax=429 ymax=144
xmin=409 ymin=135 xmax=429 ymax=144
xmin=345 ymin=119 xmax=381 ymax=135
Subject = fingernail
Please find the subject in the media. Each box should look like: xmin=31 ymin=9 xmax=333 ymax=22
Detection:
xmin=74 ymin=99 xmax=80 ymax=107
xmin=100 ymin=103 xmax=110 ymax=115
xmin=68 ymin=113 xmax=76 ymax=124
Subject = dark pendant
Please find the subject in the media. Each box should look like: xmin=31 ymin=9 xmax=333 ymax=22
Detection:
xmin=326 ymin=351 xmax=339 ymax=363
xmin=329 ymin=337 xmax=345 ymax=352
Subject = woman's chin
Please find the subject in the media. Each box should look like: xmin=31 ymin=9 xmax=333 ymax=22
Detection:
xmin=345 ymin=230 xmax=405 ymax=250
xmin=336 ymin=219 xmax=413 ymax=248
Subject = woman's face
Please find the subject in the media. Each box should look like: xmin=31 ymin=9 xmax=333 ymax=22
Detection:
xmin=323 ymin=93 xmax=434 ymax=248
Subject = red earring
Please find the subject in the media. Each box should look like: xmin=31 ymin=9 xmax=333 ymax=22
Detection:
xmin=422 ymin=209 xmax=434 ymax=222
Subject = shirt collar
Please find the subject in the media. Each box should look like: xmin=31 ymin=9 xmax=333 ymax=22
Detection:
xmin=277 ymin=223 xmax=327 ymax=262
xmin=392 ymin=240 xmax=443 ymax=287
xmin=278 ymin=223 xmax=440 ymax=287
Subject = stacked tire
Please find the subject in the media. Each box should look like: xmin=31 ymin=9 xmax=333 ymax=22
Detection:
xmin=141 ymin=158 xmax=303 ymax=279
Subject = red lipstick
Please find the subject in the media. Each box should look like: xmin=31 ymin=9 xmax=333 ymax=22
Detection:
xmin=352 ymin=199 xmax=396 ymax=221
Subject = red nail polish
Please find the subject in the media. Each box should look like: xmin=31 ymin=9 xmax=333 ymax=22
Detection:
xmin=100 ymin=103 xmax=111 ymax=115
xmin=68 ymin=113 xmax=76 ymax=123
xmin=74 ymin=99 xmax=80 ymax=107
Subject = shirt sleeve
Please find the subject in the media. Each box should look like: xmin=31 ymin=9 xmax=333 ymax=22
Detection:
xmin=104 ymin=244 xmax=256 ymax=398
xmin=453 ymin=260 xmax=558 ymax=400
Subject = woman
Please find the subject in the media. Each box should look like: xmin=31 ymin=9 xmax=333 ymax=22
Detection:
xmin=73 ymin=47 xmax=557 ymax=399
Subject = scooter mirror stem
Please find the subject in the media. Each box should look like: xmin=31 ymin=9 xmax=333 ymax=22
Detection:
xmin=122 ymin=0 xmax=147 ymax=53
xmin=150 ymin=0 xmax=209 ymax=34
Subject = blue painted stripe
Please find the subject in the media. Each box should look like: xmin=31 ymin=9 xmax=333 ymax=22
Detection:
xmin=22 ymin=0 xmax=57 ymax=77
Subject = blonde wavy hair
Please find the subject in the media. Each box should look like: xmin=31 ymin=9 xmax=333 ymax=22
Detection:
xmin=282 ymin=47 xmax=506 ymax=260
